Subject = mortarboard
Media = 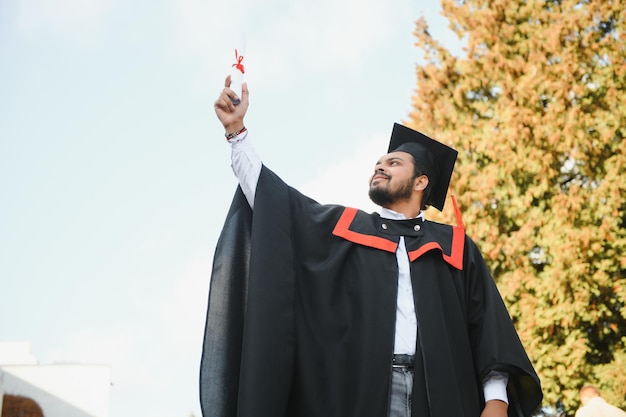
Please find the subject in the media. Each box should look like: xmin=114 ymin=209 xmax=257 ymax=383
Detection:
xmin=387 ymin=123 xmax=458 ymax=211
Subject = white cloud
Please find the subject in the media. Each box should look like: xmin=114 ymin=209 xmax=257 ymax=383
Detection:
xmin=42 ymin=328 xmax=148 ymax=388
xmin=297 ymin=131 xmax=386 ymax=213
xmin=265 ymin=0 xmax=398 ymax=72
xmin=14 ymin=0 xmax=116 ymax=38
xmin=160 ymin=254 xmax=212 ymax=357
xmin=170 ymin=0 xmax=411 ymax=81
xmin=169 ymin=0 xmax=230 ymax=51
xmin=38 ymin=251 xmax=212 ymax=417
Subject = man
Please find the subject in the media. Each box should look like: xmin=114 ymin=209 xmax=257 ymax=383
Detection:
xmin=575 ymin=385 xmax=626 ymax=417
xmin=200 ymin=76 xmax=543 ymax=417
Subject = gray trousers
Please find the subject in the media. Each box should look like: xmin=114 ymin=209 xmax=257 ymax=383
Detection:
xmin=389 ymin=368 xmax=413 ymax=417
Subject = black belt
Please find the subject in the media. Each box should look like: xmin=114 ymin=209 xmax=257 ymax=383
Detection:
xmin=392 ymin=354 xmax=414 ymax=369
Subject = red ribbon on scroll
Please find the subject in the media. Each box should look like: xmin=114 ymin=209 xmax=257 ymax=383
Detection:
xmin=232 ymin=49 xmax=245 ymax=74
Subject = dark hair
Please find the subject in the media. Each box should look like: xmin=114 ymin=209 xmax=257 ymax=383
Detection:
xmin=411 ymin=157 xmax=433 ymax=210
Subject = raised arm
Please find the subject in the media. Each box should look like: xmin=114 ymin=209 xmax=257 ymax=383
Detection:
xmin=214 ymin=75 xmax=261 ymax=208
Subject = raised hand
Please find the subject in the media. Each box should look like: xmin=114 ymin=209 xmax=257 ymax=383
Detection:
xmin=214 ymin=75 xmax=249 ymax=135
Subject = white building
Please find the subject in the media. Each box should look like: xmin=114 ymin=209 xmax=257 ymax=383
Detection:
xmin=0 ymin=341 xmax=111 ymax=417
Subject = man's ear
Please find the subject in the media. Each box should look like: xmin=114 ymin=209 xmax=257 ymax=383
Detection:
xmin=414 ymin=175 xmax=429 ymax=192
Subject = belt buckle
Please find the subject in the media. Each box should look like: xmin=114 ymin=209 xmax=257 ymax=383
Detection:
xmin=392 ymin=354 xmax=414 ymax=369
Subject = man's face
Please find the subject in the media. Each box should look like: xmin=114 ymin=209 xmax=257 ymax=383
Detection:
xmin=368 ymin=151 xmax=416 ymax=207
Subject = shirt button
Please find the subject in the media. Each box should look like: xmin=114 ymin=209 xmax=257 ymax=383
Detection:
xmin=382 ymin=223 xmax=388 ymax=230
xmin=414 ymin=224 xmax=421 ymax=231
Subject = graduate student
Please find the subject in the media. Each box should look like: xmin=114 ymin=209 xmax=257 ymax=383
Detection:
xmin=200 ymin=77 xmax=543 ymax=417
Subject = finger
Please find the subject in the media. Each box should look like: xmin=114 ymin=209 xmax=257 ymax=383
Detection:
xmin=220 ymin=88 xmax=239 ymax=109
xmin=225 ymin=83 xmax=241 ymax=106
xmin=224 ymin=74 xmax=232 ymax=88
xmin=224 ymin=89 xmax=238 ymax=108
xmin=215 ymin=95 xmax=234 ymax=113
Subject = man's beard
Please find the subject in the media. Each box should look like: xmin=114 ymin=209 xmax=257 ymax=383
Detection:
xmin=368 ymin=176 xmax=414 ymax=208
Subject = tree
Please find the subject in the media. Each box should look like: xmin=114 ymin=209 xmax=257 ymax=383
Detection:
xmin=408 ymin=0 xmax=626 ymax=413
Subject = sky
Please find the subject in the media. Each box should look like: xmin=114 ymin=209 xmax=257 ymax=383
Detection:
xmin=0 ymin=0 xmax=461 ymax=416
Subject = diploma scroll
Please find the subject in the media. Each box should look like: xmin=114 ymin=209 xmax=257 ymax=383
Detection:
xmin=230 ymin=36 xmax=246 ymax=105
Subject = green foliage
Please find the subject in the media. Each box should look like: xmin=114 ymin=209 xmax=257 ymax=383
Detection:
xmin=410 ymin=0 xmax=626 ymax=414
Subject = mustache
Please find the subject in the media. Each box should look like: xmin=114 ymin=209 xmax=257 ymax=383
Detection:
xmin=370 ymin=172 xmax=391 ymax=186
xmin=371 ymin=172 xmax=391 ymax=180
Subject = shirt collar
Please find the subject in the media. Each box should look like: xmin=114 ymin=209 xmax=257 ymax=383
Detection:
xmin=380 ymin=207 xmax=425 ymax=221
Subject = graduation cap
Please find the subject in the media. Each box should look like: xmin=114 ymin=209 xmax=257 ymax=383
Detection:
xmin=387 ymin=123 xmax=458 ymax=211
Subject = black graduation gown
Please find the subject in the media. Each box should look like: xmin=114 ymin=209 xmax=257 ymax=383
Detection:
xmin=200 ymin=166 xmax=542 ymax=417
